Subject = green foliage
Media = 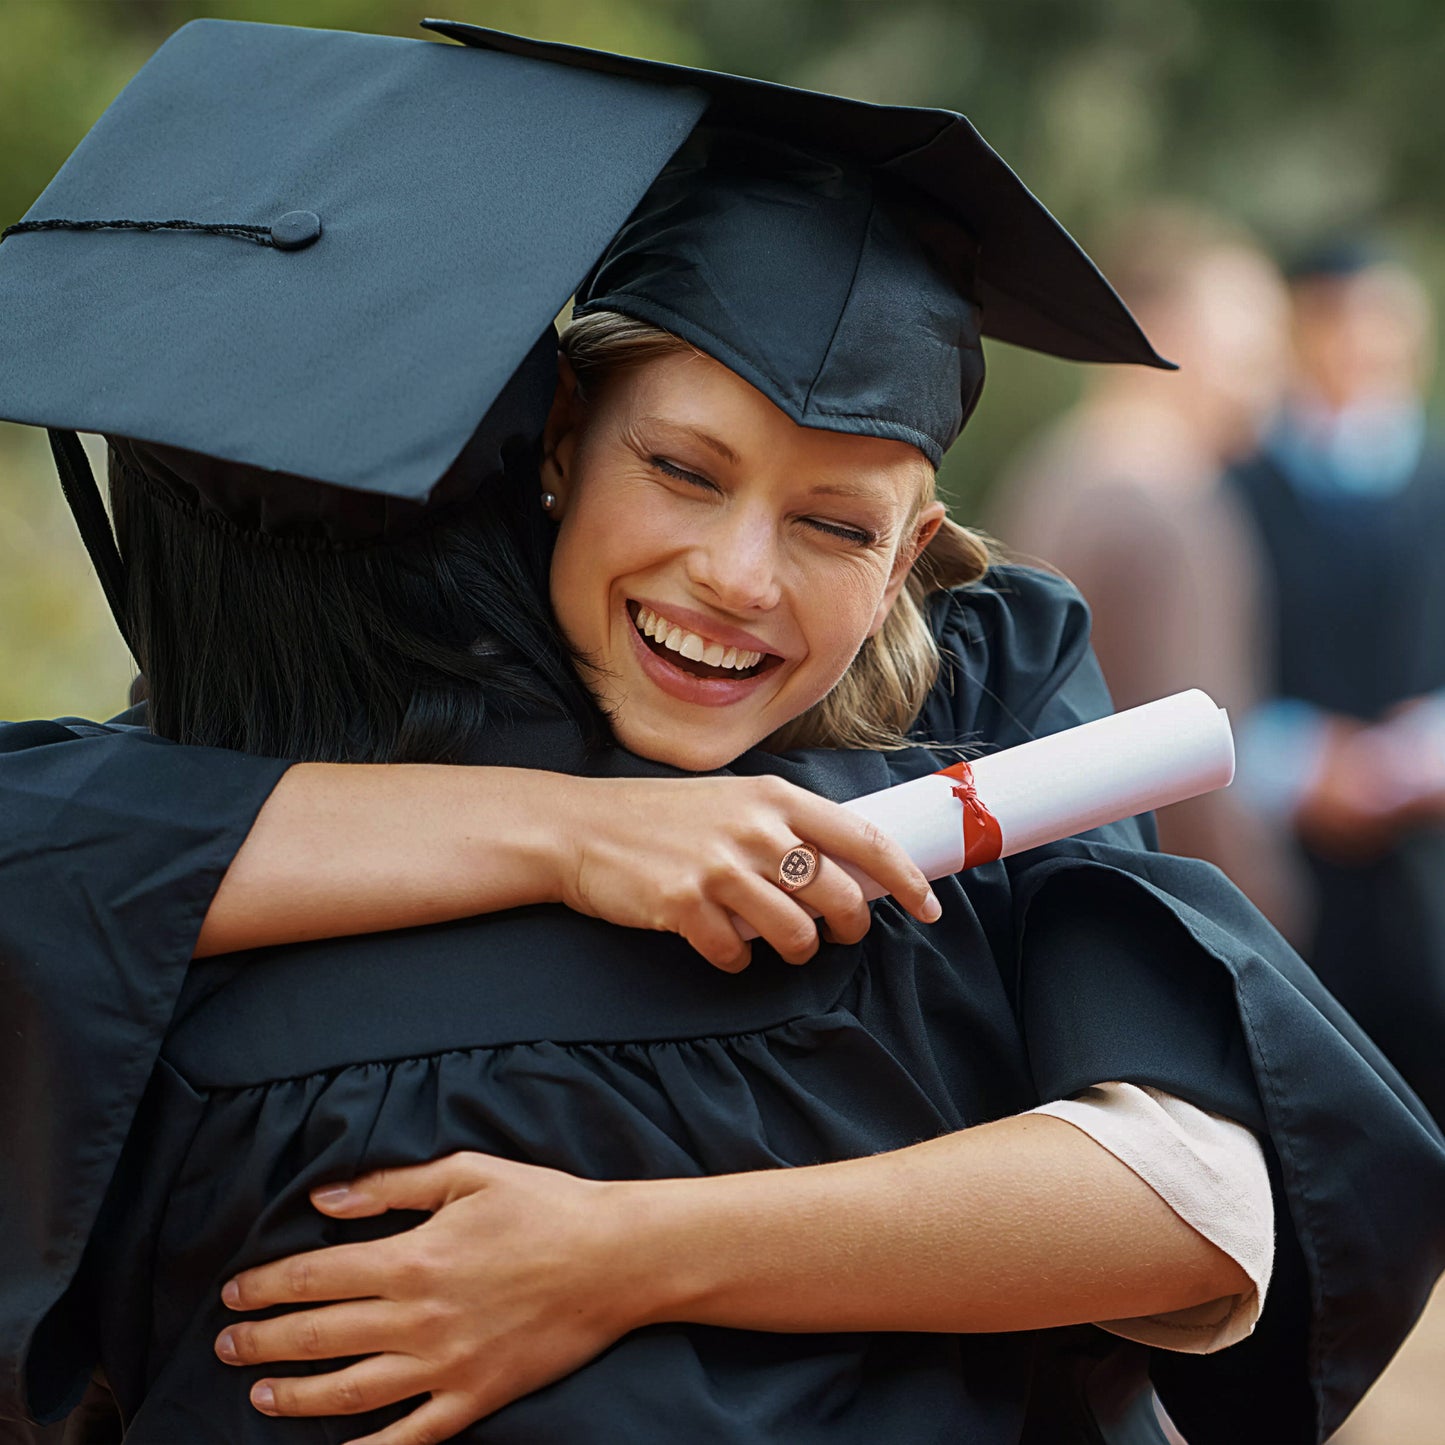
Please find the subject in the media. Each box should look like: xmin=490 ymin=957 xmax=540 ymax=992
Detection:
xmin=2 ymin=0 xmax=1442 ymax=718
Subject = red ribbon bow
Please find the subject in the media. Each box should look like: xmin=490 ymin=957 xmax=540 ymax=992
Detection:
xmin=938 ymin=760 xmax=1004 ymax=866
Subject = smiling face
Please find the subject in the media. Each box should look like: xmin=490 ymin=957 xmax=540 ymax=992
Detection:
xmin=545 ymin=347 xmax=944 ymax=772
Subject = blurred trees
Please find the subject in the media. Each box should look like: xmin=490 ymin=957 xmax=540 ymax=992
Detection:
xmin=2 ymin=0 xmax=1442 ymax=719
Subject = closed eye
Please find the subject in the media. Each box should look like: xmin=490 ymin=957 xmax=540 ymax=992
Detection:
xmin=804 ymin=518 xmax=879 ymax=547
xmin=650 ymin=456 xmax=717 ymax=491
xmin=652 ymin=456 xmax=876 ymax=546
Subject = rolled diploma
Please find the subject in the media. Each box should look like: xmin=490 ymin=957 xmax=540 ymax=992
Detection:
xmin=739 ymin=691 xmax=1234 ymax=938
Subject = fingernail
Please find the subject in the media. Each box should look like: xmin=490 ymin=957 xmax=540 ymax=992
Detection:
xmin=252 ymin=1383 xmax=276 ymax=1414
xmin=221 ymin=1279 xmax=241 ymax=1308
xmin=313 ymin=1184 xmax=354 ymax=1206
xmin=923 ymin=892 xmax=942 ymax=922
xmin=216 ymin=1330 xmax=238 ymax=1363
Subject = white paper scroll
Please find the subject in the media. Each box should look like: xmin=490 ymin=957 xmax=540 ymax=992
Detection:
xmin=739 ymin=690 xmax=1235 ymax=938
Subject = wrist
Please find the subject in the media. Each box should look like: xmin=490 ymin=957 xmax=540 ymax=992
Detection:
xmin=539 ymin=771 xmax=597 ymax=908
xmin=457 ymin=767 xmax=582 ymax=909
xmin=594 ymin=1177 xmax=723 ymax=1330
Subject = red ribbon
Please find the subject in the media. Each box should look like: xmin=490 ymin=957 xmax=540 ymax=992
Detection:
xmin=937 ymin=760 xmax=1004 ymax=866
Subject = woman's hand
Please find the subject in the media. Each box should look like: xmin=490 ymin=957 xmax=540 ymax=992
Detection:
xmin=215 ymin=1154 xmax=643 ymax=1445
xmin=557 ymin=773 xmax=940 ymax=971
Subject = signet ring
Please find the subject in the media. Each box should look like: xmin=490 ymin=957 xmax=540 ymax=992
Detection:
xmin=777 ymin=843 xmax=821 ymax=892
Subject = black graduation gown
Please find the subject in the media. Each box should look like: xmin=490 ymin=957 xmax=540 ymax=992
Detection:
xmin=1228 ymin=447 xmax=1445 ymax=1124
xmin=2 ymin=568 xmax=1442 ymax=1445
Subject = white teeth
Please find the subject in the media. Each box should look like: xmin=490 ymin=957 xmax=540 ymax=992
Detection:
xmin=632 ymin=605 xmax=767 ymax=671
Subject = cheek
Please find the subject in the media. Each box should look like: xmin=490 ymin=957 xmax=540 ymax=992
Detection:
xmin=548 ymin=477 xmax=649 ymax=635
xmin=793 ymin=562 xmax=891 ymax=671
xmin=548 ymin=514 xmax=618 ymax=650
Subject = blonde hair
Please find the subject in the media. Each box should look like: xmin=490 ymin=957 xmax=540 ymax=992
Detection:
xmin=559 ymin=310 xmax=991 ymax=750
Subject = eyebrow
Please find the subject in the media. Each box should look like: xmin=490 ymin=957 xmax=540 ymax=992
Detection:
xmin=635 ymin=416 xmax=740 ymax=466
xmin=807 ymin=480 xmax=886 ymax=500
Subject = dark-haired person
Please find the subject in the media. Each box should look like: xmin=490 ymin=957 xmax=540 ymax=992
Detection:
xmin=1228 ymin=243 xmax=1445 ymax=1128
xmin=2 ymin=21 xmax=1442 ymax=1445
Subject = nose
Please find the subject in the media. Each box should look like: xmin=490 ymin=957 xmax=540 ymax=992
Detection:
xmin=685 ymin=504 xmax=783 ymax=614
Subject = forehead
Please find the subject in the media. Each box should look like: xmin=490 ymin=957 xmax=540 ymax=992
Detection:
xmin=602 ymin=349 xmax=933 ymax=498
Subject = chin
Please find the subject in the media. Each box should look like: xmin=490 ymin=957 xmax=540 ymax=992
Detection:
xmin=613 ymin=715 xmax=760 ymax=774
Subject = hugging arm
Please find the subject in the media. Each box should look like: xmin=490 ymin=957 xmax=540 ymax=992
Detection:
xmin=202 ymin=763 xmax=941 ymax=969
xmin=216 ymin=1112 xmax=1253 ymax=1445
xmin=0 ymin=717 xmax=938 ymax=977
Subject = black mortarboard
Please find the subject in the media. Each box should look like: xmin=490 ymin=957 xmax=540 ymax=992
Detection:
xmin=1283 ymin=236 xmax=1392 ymax=284
xmin=0 ymin=19 xmax=706 ymax=643
xmin=426 ymin=22 xmax=1174 ymax=466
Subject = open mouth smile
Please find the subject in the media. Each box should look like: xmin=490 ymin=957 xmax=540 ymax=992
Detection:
xmin=624 ymin=600 xmax=785 ymax=701
xmin=632 ymin=603 xmax=775 ymax=678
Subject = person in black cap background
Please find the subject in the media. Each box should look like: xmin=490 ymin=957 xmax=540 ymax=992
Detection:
xmin=1 ymin=18 xmax=1443 ymax=1445
xmin=1226 ymin=244 xmax=1445 ymax=1127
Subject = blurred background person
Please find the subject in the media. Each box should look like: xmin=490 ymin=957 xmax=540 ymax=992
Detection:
xmin=1226 ymin=243 xmax=1445 ymax=1128
xmin=988 ymin=207 xmax=1306 ymax=935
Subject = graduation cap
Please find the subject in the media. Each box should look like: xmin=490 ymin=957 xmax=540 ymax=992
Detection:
xmin=427 ymin=22 xmax=1174 ymax=465
xmin=0 ymin=19 xmax=707 ymax=648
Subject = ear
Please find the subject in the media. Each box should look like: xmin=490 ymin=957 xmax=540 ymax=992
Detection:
xmin=540 ymin=354 xmax=584 ymax=516
xmin=866 ymin=500 xmax=947 ymax=638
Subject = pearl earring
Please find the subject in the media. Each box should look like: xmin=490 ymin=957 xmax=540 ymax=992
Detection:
xmin=541 ymin=491 xmax=557 ymax=512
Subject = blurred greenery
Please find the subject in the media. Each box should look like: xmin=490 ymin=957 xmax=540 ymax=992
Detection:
xmin=3 ymin=0 xmax=1443 ymax=720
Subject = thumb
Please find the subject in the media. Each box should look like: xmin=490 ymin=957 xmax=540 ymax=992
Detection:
xmin=310 ymin=1153 xmax=487 ymax=1217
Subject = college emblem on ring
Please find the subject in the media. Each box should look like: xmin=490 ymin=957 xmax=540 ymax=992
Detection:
xmin=778 ymin=844 xmax=820 ymax=892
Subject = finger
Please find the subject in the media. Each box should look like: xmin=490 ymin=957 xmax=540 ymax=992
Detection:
xmin=341 ymin=1393 xmax=481 ymax=1445
xmin=801 ymin=857 xmax=872 ymax=946
xmin=225 ymin=1239 xmax=401 ymax=1311
xmin=684 ymin=902 xmax=753 ymax=973
xmin=312 ymin=1155 xmax=485 ymax=1217
xmin=722 ymin=874 xmax=821 ymax=965
xmin=252 ymin=1354 xmax=425 ymax=1419
xmin=731 ymin=850 xmax=871 ymax=949
xmin=217 ymin=1300 xmax=401 ymax=1367
xmin=790 ymin=796 xmax=940 ymax=923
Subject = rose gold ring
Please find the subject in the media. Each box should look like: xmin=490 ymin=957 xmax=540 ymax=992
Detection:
xmin=778 ymin=843 xmax=820 ymax=892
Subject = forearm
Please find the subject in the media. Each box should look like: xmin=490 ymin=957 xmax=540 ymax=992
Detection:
xmin=613 ymin=1113 xmax=1249 ymax=1335
xmin=196 ymin=763 xmax=573 ymax=956
xmin=195 ymin=766 xmax=942 ymax=966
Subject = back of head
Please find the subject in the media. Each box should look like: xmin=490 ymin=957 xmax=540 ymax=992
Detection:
xmin=108 ymin=437 xmax=597 ymax=763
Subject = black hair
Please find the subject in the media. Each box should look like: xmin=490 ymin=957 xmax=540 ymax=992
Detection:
xmin=107 ymin=443 xmax=601 ymax=763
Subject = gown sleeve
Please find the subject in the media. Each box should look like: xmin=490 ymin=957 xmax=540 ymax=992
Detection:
xmin=1031 ymin=1082 xmax=1274 ymax=1353
xmin=919 ymin=567 xmax=1445 ymax=1445
xmin=0 ymin=716 xmax=290 ymax=1427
